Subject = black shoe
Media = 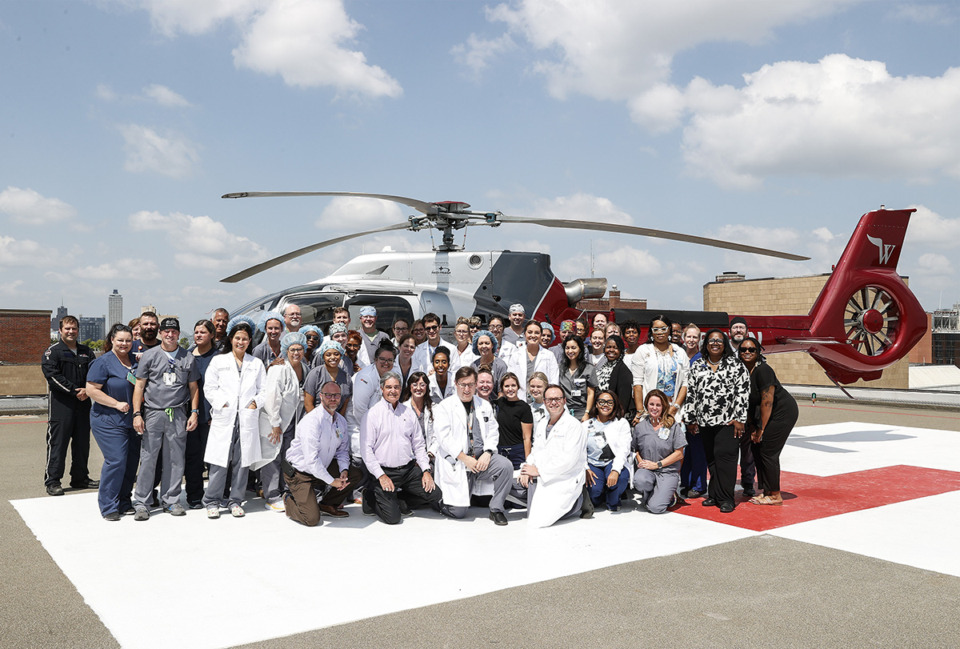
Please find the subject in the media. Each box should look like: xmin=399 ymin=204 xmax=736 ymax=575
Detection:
xmin=361 ymin=489 xmax=374 ymax=516
xmin=687 ymin=490 xmax=706 ymax=499
xmin=702 ymin=498 xmax=718 ymax=507
xmin=398 ymin=499 xmax=412 ymax=516
xmin=489 ymin=511 xmax=508 ymax=526
xmin=103 ymin=511 xmax=121 ymax=522
xmin=580 ymin=486 xmax=594 ymax=519
xmin=46 ymin=484 xmax=64 ymax=496
xmin=719 ymin=502 xmax=735 ymax=513
xmin=70 ymin=479 xmax=100 ymax=490
xmin=742 ymin=488 xmax=756 ymax=499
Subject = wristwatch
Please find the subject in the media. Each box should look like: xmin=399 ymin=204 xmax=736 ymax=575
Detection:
xmin=657 ymin=460 xmax=663 ymax=469
xmin=133 ymin=412 xmax=142 ymax=418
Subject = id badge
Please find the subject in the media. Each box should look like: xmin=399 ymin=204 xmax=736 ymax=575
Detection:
xmin=126 ymin=370 xmax=137 ymax=385
xmin=162 ymin=371 xmax=177 ymax=387
xmin=572 ymin=389 xmax=581 ymax=397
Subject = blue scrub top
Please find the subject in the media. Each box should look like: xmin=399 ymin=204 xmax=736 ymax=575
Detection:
xmin=87 ymin=351 xmax=138 ymax=429
xmin=192 ymin=347 xmax=218 ymax=423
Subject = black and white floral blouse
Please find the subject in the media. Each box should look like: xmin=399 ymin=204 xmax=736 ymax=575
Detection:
xmin=682 ymin=355 xmax=749 ymax=427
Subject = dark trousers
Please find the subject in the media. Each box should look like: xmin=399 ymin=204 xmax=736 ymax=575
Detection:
xmin=498 ymin=443 xmax=526 ymax=470
xmin=702 ymin=424 xmax=739 ymax=507
xmin=184 ymin=420 xmax=210 ymax=506
xmin=367 ymin=461 xmax=442 ymax=525
xmin=680 ymin=428 xmax=707 ymax=493
xmin=284 ymin=459 xmax=363 ymax=527
xmin=739 ymin=432 xmax=756 ymax=490
xmin=752 ymin=397 xmax=799 ymax=493
xmin=587 ymin=462 xmax=631 ymax=508
xmin=45 ymin=399 xmax=91 ymax=487
xmin=90 ymin=423 xmax=129 ymax=516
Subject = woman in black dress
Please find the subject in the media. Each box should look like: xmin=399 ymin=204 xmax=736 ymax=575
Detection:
xmin=738 ymin=336 xmax=798 ymax=506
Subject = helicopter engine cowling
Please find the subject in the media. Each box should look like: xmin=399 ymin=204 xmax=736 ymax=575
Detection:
xmin=563 ymin=278 xmax=608 ymax=306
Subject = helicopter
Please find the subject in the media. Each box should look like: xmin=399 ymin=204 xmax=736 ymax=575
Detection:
xmin=221 ymin=191 xmax=925 ymax=386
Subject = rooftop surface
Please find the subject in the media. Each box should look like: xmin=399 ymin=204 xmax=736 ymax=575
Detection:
xmin=3 ymin=402 xmax=960 ymax=648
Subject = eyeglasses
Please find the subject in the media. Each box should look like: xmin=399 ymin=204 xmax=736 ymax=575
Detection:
xmin=651 ymin=326 xmax=669 ymax=333
xmin=304 ymin=335 xmax=320 ymax=341
xmin=424 ymin=324 xmax=439 ymax=332
xmin=376 ymin=357 xmax=395 ymax=364
xmin=597 ymin=399 xmax=614 ymax=406
xmin=545 ymin=397 xmax=565 ymax=404
xmin=320 ymin=392 xmax=342 ymax=399
xmin=707 ymin=339 xmax=724 ymax=345
xmin=457 ymin=382 xmax=476 ymax=389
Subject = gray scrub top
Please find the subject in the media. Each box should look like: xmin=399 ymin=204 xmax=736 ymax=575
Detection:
xmin=136 ymin=345 xmax=199 ymax=408
xmin=631 ymin=418 xmax=686 ymax=473
xmin=559 ymin=363 xmax=597 ymax=419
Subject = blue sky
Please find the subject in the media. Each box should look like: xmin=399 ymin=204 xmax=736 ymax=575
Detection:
xmin=2 ymin=0 xmax=958 ymax=328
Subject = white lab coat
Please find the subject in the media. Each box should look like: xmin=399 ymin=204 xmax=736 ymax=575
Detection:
xmin=253 ymin=361 xmax=303 ymax=471
xmin=204 ymin=353 xmax=267 ymax=469
xmin=428 ymin=373 xmax=455 ymax=404
xmin=515 ymin=345 xmax=560 ymax=400
xmin=411 ymin=338 xmax=458 ymax=375
xmin=347 ymin=364 xmax=383 ymax=458
xmin=432 ymin=394 xmax=499 ymax=507
xmin=525 ymin=410 xmax=587 ymax=528
xmin=629 ymin=343 xmax=689 ymax=402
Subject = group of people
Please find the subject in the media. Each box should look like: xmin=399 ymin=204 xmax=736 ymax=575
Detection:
xmin=42 ymin=302 xmax=798 ymax=528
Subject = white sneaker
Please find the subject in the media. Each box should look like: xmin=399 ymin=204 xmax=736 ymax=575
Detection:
xmin=264 ymin=500 xmax=285 ymax=512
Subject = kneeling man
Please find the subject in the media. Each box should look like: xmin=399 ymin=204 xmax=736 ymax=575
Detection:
xmin=521 ymin=385 xmax=588 ymax=528
xmin=360 ymin=372 xmax=442 ymax=524
xmin=433 ymin=367 xmax=514 ymax=525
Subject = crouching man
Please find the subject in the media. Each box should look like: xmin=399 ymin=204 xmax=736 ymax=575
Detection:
xmin=433 ymin=367 xmax=514 ymax=526
xmin=283 ymin=381 xmax=363 ymax=526
xmin=360 ymin=372 xmax=442 ymax=524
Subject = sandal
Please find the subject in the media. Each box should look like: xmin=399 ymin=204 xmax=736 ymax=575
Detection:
xmin=750 ymin=495 xmax=783 ymax=506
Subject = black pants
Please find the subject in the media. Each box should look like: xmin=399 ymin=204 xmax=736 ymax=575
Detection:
xmin=752 ymin=396 xmax=799 ymax=493
xmin=367 ymin=461 xmax=442 ymax=525
xmin=45 ymin=399 xmax=91 ymax=487
xmin=702 ymin=424 xmax=739 ymax=507
xmin=739 ymin=432 xmax=756 ymax=490
xmin=184 ymin=420 xmax=210 ymax=505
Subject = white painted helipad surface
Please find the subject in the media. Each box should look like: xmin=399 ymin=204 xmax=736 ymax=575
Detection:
xmin=12 ymin=421 xmax=960 ymax=649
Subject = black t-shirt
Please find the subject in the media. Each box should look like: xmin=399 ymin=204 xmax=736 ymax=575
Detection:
xmin=495 ymin=397 xmax=533 ymax=447
xmin=748 ymin=362 xmax=788 ymax=426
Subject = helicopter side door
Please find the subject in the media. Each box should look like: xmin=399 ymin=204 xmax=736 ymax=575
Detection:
xmin=344 ymin=295 xmax=418 ymax=335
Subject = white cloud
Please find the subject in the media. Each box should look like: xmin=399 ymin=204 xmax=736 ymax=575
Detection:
xmin=119 ymin=124 xmax=200 ymax=177
xmin=529 ymin=193 xmax=634 ymax=225
xmin=95 ymin=83 xmax=117 ymax=101
xmin=0 ymin=235 xmax=49 ymax=266
xmin=557 ymin=243 xmax=662 ymax=281
xmin=315 ymin=197 xmax=406 ymax=230
xmin=142 ymin=83 xmax=192 ymax=107
xmin=128 ymin=210 xmax=268 ymax=270
xmin=481 ymin=0 xmax=859 ymax=100
xmin=451 ymin=32 xmax=516 ymax=78
xmin=904 ymin=204 xmax=960 ymax=248
xmin=73 ymin=258 xmax=160 ymax=281
xmin=0 ymin=187 xmax=77 ymax=224
xmin=680 ymin=56 xmax=960 ymax=188
xmin=138 ymin=0 xmax=401 ymax=98
xmin=888 ymin=3 xmax=956 ymax=25
xmin=0 ymin=279 xmax=24 ymax=297
xmin=916 ymin=252 xmax=954 ymax=275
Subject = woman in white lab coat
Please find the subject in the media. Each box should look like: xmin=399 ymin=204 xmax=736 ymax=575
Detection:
xmin=202 ymin=318 xmax=267 ymax=518
xmin=521 ymin=385 xmax=588 ymax=528
xmin=515 ymin=321 xmax=559 ymax=400
xmin=258 ymin=331 xmax=308 ymax=511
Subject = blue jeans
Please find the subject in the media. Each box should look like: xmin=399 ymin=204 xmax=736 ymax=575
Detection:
xmin=680 ymin=427 xmax=707 ymax=493
xmin=587 ymin=462 xmax=630 ymax=509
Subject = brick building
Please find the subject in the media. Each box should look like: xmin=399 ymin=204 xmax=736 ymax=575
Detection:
xmin=0 ymin=308 xmax=53 ymax=395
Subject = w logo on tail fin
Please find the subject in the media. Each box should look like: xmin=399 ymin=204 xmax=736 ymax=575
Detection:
xmin=866 ymin=234 xmax=896 ymax=265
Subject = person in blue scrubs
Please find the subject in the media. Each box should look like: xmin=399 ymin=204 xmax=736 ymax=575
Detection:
xmin=85 ymin=324 xmax=138 ymax=521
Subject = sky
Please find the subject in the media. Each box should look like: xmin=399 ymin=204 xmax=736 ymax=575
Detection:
xmin=1 ymin=0 xmax=958 ymax=329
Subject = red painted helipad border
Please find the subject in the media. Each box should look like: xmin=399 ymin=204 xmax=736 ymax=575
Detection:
xmin=674 ymin=465 xmax=960 ymax=531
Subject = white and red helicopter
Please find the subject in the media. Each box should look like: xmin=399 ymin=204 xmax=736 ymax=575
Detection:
xmin=221 ymin=191 xmax=925 ymax=386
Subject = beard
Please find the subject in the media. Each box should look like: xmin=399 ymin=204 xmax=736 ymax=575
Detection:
xmin=140 ymin=328 xmax=158 ymax=344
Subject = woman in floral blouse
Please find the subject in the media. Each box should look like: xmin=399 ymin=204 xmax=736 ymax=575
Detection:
xmin=683 ymin=329 xmax=749 ymax=513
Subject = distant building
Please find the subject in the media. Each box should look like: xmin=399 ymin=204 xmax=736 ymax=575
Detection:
xmin=577 ymin=286 xmax=647 ymax=313
xmin=108 ymin=289 xmax=123 ymax=328
xmin=51 ymin=305 xmax=69 ymax=333
xmin=932 ymin=304 xmax=960 ymax=369
xmin=141 ymin=305 xmax=156 ymax=315
xmin=78 ymin=316 xmax=105 ymax=342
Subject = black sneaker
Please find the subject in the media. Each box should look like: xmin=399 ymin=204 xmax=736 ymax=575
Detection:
xmin=70 ymin=479 xmax=100 ymax=490
xmin=398 ymin=499 xmax=412 ymax=516
xmin=103 ymin=511 xmax=121 ymax=522
xmin=46 ymin=484 xmax=64 ymax=496
xmin=361 ymin=489 xmax=374 ymax=516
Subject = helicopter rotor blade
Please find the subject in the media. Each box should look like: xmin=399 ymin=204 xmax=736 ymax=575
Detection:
xmin=222 ymin=191 xmax=438 ymax=215
xmin=220 ymin=221 xmax=412 ymax=283
xmin=496 ymin=216 xmax=809 ymax=261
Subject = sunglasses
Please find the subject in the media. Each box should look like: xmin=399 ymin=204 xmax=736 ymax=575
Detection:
xmin=740 ymin=347 xmax=758 ymax=354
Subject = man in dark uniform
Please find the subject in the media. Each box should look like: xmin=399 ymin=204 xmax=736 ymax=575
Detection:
xmin=41 ymin=315 xmax=98 ymax=496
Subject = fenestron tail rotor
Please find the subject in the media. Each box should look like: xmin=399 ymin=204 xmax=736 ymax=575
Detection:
xmin=219 ymin=191 xmax=809 ymax=282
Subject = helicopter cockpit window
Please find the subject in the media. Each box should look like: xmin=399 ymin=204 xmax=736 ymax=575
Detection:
xmin=345 ymin=296 xmax=416 ymax=334
xmin=278 ymin=294 xmax=344 ymax=332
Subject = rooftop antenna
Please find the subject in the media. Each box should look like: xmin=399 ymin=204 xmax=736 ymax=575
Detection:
xmin=590 ymin=240 xmax=595 ymax=278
